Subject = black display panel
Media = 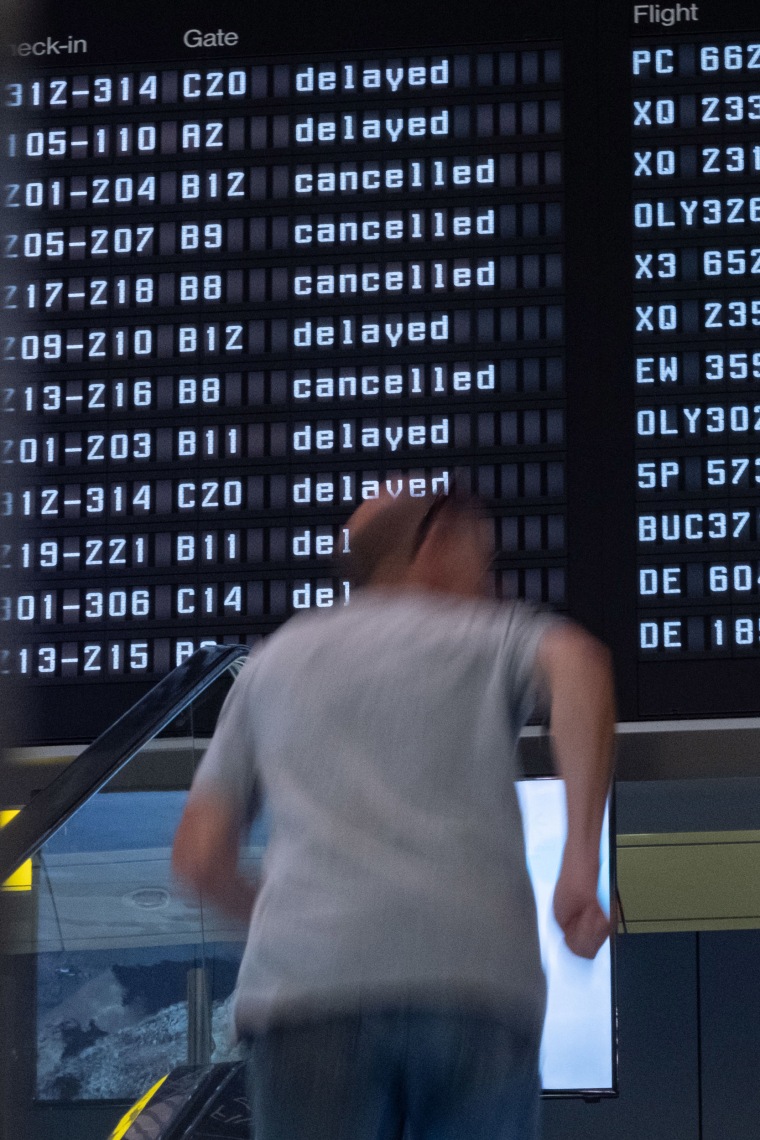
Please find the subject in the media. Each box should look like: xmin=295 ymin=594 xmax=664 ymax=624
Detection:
xmin=629 ymin=10 xmax=760 ymax=714
xmin=2 ymin=0 xmax=760 ymax=740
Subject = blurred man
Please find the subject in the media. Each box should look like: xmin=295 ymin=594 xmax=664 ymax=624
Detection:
xmin=173 ymin=487 xmax=615 ymax=1140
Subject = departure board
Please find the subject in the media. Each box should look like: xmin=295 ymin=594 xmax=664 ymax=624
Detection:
xmin=627 ymin=0 xmax=760 ymax=716
xmin=2 ymin=0 xmax=760 ymax=740
xmin=631 ymin=24 xmax=760 ymax=680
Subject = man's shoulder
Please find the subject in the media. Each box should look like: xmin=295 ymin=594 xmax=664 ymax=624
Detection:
xmin=259 ymin=594 xmax=555 ymax=658
xmin=245 ymin=606 xmax=346 ymax=671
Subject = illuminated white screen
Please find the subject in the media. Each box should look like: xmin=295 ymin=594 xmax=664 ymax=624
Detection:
xmin=516 ymin=778 xmax=614 ymax=1093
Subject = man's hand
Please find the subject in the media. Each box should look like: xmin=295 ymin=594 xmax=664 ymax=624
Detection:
xmin=172 ymin=790 xmax=257 ymax=925
xmin=553 ymin=854 xmax=611 ymax=959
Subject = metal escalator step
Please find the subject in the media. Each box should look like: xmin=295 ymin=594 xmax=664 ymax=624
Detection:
xmin=113 ymin=1062 xmax=244 ymax=1140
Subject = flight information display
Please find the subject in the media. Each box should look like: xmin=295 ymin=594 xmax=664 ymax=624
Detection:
xmin=632 ymin=35 xmax=760 ymax=651
xmin=629 ymin=2 xmax=760 ymax=714
xmin=2 ymin=0 xmax=760 ymax=738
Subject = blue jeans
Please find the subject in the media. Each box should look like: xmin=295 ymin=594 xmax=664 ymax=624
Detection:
xmin=246 ymin=1008 xmax=541 ymax=1140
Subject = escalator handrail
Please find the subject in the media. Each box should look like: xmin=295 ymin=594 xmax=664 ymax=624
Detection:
xmin=0 ymin=644 xmax=249 ymax=881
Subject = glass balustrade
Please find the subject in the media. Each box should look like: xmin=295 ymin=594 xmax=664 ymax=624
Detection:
xmin=0 ymin=649 xmax=256 ymax=1137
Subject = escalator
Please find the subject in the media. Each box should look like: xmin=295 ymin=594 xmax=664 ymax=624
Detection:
xmin=0 ymin=646 xmax=257 ymax=1140
xmin=108 ymin=1064 xmax=249 ymax=1140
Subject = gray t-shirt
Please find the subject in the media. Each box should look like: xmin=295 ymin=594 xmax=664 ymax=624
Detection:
xmin=192 ymin=591 xmax=558 ymax=1035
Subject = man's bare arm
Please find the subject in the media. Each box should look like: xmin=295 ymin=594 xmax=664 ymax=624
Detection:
xmin=172 ymin=790 xmax=257 ymax=924
xmin=535 ymin=623 xmax=616 ymax=959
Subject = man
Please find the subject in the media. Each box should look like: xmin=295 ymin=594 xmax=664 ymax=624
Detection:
xmin=172 ymin=487 xmax=615 ymax=1140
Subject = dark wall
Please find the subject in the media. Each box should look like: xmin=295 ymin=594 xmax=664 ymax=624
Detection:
xmin=545 ymin=933 xmax=699 ymax=1140
xmin=545 ymin=930 xmax=760 ymax=1140
xmin=9 ymin=930 xmax=759 ymax=1140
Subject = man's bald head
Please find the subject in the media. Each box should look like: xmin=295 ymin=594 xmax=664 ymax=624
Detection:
xmin=343 ymin=486 xmax=494 ymax=598
xmin=344 ymin=490 xmax=434 ymax=588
